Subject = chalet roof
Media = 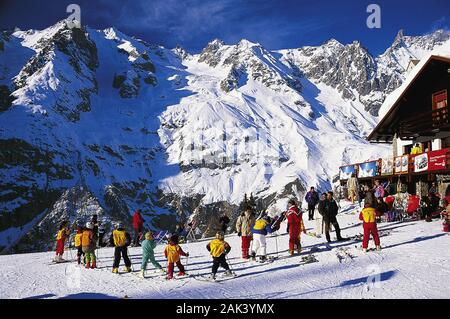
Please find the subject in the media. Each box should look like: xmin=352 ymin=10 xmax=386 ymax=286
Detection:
xmin=368 ymin=54 xmax=450 ymax=142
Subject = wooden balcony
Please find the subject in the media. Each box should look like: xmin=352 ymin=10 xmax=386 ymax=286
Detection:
xmin=398 ymin=107 xmax=450 ymax=140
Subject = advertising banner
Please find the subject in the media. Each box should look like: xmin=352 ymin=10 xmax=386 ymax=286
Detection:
xmin=394 ymin=156 xmax=402 ymax=174
xmin=340 ymin=165 xmax=356 ymax=180
xmin=401 ymin=155 xmax=409 ymax=173
xmin=358 ymin=161 xmax=377 ymax=178
xmin=381 ymin=157 xmax=393 ymax=176
xmin=429 ymin=149 xmax=447 ymax=171
xmin=414 ymin=153 xmax=428 ymax=173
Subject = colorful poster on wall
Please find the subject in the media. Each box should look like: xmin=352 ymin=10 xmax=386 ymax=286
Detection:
xmin=401 ymin=155 xmax=409 ymax=173
xmin=358 ymin=161 xmax=377 ymax=178
xmin=381 ymin=157 xmax=394 ymax=176
xmin=394 ymin=156 xmax=402 ymax=174
xmin=429 ymin=149 xmax=447 ymax=171
xmin=414 ymin=153 xmax=428 ymax=172
xmin=340 ymin=165 xmax=355 ymax=180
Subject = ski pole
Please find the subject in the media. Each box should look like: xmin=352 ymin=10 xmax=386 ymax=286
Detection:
xmin=275 ymin=231 xmax=279 ymax=259
xmin=127 ymin=247 xmax=134 ymax=271
xmin=225 ymin=254 xmax=234 ymax=274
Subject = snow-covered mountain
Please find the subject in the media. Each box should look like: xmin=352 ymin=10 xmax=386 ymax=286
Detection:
xmin=1 ymin=20 xmax=449 ymax=253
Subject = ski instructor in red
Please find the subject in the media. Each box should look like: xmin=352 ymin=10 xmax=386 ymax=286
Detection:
xmin=132 ymin=209 xmax=144 ymax=246
xmin=286 ymin=199 xmax=306 ymax=255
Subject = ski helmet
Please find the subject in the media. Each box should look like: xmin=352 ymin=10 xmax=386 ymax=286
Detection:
xmin=215 ymin=231 xmax=225 ymax=240
xmin=85 ymin=222 xmax=93 ymax=229
xmin=116 ymin=222 xmax=124 ymax=229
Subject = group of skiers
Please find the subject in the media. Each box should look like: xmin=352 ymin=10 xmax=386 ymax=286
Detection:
xmin=53 ymin=187 xmax=386 ymax=280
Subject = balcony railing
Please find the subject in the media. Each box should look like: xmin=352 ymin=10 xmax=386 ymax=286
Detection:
xmin=399 ymin=107 xmax=449 ymax=137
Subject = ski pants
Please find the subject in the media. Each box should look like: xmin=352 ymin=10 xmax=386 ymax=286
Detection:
xmin=76 ymin=246 xmax=85 ymax=258
xmin=241 ymin=235 xmax=252 ymax=258
xmin=212 ymin=254 xmax=230 ymax=274
xmin=82 ymin=246 xmax=96 ymax=263
xmin=55 ymin=238 xmax=65 ymax=256
xmin=324 ymin=218 xmax=342 ymax=242
xmin=113 ymin=246 xmax=131 ymax=268
xmin=362 ymin=223 xmax=380 ymax=249
xmin=308 ymin=204 xmax=316 ymax=220
xmin=167 ymin=261 xmax=185 ymax=277
xmin=252 ymin=234 xmax=267 ymax=257
xmin=141 ymin=253 xmax=163 ymax=270
xmin=289 ymin=230 xmax=301 ymax=252
xmin=133 ymin=227 xmax=142 ymax=246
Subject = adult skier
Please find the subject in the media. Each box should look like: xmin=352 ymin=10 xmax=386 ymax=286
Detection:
xmin=347 ymin=173 xmax=359 ymax=204
xmin=140 ymin=231 xmax=165 ymax=277
xmin=132 ymin=209 xmax=144 ymax=246
xmin=110 ymin=223 xmax=132 ymax=274
xmin=235 ymin=206 xmax=255 ymax=259
xmin=323 ymin=192 xmax=344 ymax=243
xmin=206 ymin=231 xmax=233 ymax=280
xmin=219 ymin=213 xmax=231 ymax=233
xmin=305 ymin=187 xmax=320 ymax=220
xmin=251 ymin=215 xmax=274 ymax=262
xmin=54 ymin=220 xmax=70 ymax=262
xmin=286 ymin=199 xmax=306 ymax=256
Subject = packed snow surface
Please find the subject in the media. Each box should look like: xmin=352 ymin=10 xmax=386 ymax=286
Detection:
xmin=1 ymin=201 xmax=448 ymax=299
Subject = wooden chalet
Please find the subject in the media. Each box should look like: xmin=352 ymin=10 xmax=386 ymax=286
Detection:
xmin=339 ymin=55 xmax=450 ymax=195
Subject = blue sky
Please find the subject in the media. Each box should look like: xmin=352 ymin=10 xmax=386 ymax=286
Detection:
xmin=0 ymin=0 xmax=449 ymax=55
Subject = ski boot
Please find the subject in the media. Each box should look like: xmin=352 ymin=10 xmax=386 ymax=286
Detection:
xmin=259 ymin=255 xmax=267 ymax=263
xmin=139 ymin=269 xmax=145 ymax=278
xmin=125 ymin=267 xmax=132 ymax=273
xmin=250 ymin=251 xmax=256 ymax=261
xmin=91 ymin=261 xmax=97 ymax=269
xmin=112 ymin=268 xmax=119 ymax=274
xmin=166 ymin=273 xmax=173 ymax=280
xmin=289 ymin=250 xmax=295 ymax=256
xmin=376 ymin=245 xmax=381 ymax=251
xmin=362 ymin=248 xmax=368 ymax=253
xmin=177 ymin=271 xmax=186 ymax=277
xmin=85 ymin=261 xmax=91 ymax=269
xmin=297 ymin=245 xmax=302 ymax=255
xmin=209 ymin=273 xmax=216 ymax=281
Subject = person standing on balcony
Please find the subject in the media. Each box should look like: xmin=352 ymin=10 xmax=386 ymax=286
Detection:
xmin=411 ymin=143 xmax=423 ymax=155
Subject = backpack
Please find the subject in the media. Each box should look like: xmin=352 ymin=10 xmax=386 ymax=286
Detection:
xmin=81 ymin=230 xmax=92 ymax=247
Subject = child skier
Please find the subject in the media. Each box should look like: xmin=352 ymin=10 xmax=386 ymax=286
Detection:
xmin=110 ymin=223 xmax=132 ymax=274
xmin=164 ymin=234 xmax=189 ymax=280
xmin=359 ymin=204 xmax=381 ymax=252
xmin=206 ymin=231 xmax=233 ymax=280
xmin=74 ymin=225 xmax=85 ymax=265
xmin=251 ymin=215 xmax=274 ymax=262
xmin=81 ymin=222 xmax=97 ymax=268
xmin=286 ymin=199 xmax=306 ymax=255
xmin=140 ymin=231 xmax=165 ymax=277
xmin=54 ymin=220 xmax=70 ymax=262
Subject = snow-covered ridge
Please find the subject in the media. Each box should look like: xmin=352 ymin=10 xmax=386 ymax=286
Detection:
xmin=0 ymin=21 xmax=448 ymax=253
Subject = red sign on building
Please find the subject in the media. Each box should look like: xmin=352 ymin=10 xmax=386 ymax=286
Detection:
xmin=428 ymin=149 xmax=447 ymax=171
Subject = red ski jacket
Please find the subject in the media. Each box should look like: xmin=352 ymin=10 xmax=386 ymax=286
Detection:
xmin=286 ymin=206 xmax=303 ymax=235
xmin=133 ymin=211 xmax=144 ymax=230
